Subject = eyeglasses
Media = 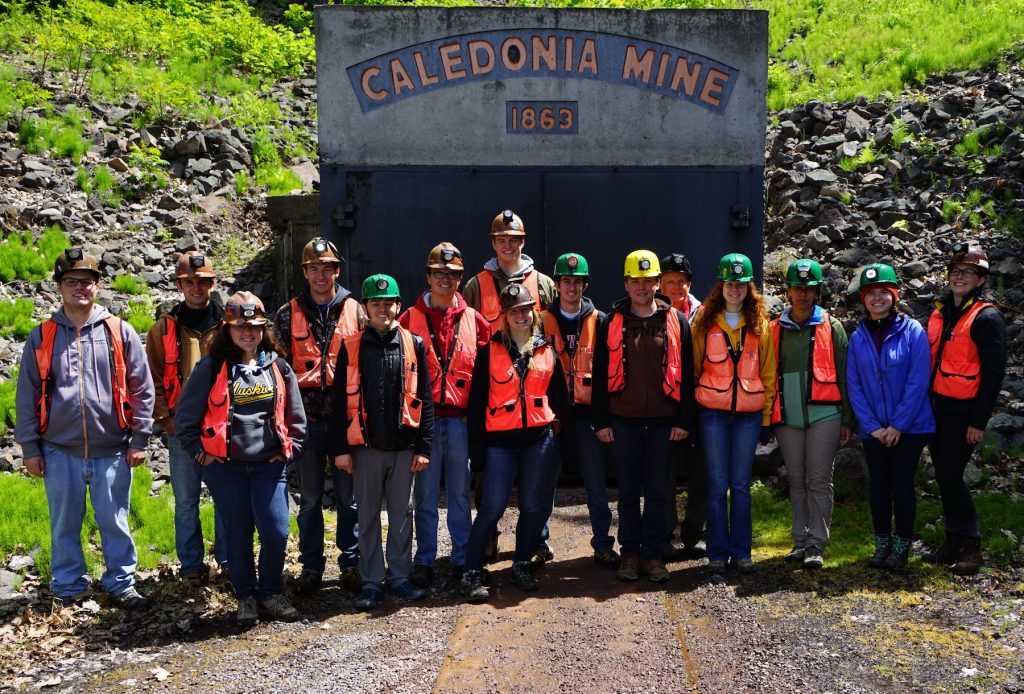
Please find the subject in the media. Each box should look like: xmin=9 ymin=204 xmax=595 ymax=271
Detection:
xmin=62 ymin=278 xmax=96 ymax=288
xmin=431 ymin=271 xmax=462 ymax=281
xmin=949 ymin=267 xmax=981 ymax=278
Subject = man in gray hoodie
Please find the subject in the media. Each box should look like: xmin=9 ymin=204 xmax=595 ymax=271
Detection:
xmin=16 ymin=248 xmax=155 ymax=610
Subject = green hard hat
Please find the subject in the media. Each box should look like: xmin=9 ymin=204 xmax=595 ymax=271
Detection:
xmin=859 ymin=263 xmax=899 ymax=289
xmin=362 ymin=273 xmax=400 ymax=300
xmin=553 ymin=252 xmax=589 ymax=278
xmin=786 ymin=258 xmax=823 ymax=286
xmin=717 ymin=253 xmax=754 ymax=282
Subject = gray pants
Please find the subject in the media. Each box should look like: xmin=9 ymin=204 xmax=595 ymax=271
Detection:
xmin=352 ymin=448 xmax=415 ymax=590
xmin=774 ymin=419 xmax=842 ymax=550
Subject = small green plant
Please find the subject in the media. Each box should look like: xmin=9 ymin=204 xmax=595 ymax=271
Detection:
xmin=255 ymin=164 xmax=304 ymax=196
xmin=968 ymin=159 xmax=986 ymax=176
xmin=889 ymin=117 xmax=910 ymax=149
xmin=0 ymin=226 xmax=69 ymax=282
xmin=126 ymin=145 xmax=169 ymax=195
xmin=839 ymin=191 xmax=854 ymax=205
xmin=0 ymin=370 xmax=16 ymax=437
xmin=985 ymin=144 xmax=1003 ymax=158
xmin=858 ymin=143 xmax=878 ymax=167
xmin=122 ymin=297 xmax=156 ymax=334
xmin=111 ymin=275 xmax=148 ymax=296
xmin=839 ymin=157 xmax=860 ymax=172
xmin=282 ymin=3 xmax=314 ymax=32
xmin=968 ymin=211 xmax=982 ymax=228
xmin=954 ymin=127 xmax=989 ymax=157
xmin=0 ymin=299 xmax=36 ymax=339
xmin=234 ymin=171 xmax=250 ymax=197
xmin=941 ymin=199 xmax=965 ymax=223
xmin=966 ymin=189 xmax=984 ymax=207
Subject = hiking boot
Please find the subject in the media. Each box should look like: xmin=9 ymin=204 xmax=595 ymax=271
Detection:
xmin=391 ymin=581 xmax=427 ymax=602
xmin=510 ymin=561 xmax=539 ymax=592
xmin=802 ymin=546 xmax=824 ymax=570
xmin=951 ymin=535 xmax=983 ymax=576
xmin=291 ymin=570 xmax=322 ymax=596
xmin=54 ymin=590 xmax=91 ymax=608
xmin=616 ymin=554 xmax=640 ymax=582
xmin=867 ymin=534 xmax=891 ymax=569
xmin=923 ymin=532 xmax=961 ymax=566
xmin=259 ymin=593 xmax=298 ymax=622
xmin=683 ymin=541 xmax=707 ymax=560
xmin=354 ymin=587 xmax=382 ymax=611
xmin=111 ymin=587 xmax=150 ymax=611
xmin=785 ymin=546 xmax=806 ymax=563
xmin=483 ymin=530 xmax=501 ymax=564
xmin=594 ymin=548 xmax=621 ymax=568
xmin=180 ymin=571 xmax=206 ymax=589
xmin=409 ymin=564 xmax=434 ymax=589
xmin=460 ymin=570 xmax=489 ymax=603
xmin=236 ymin=596 xmax=258 ymax=627
xmin=732 ymin=558 xmax=755 ymax=574
xmin=706 ymin=559 xmax=727 ymax=574
xmin=338 ymin=566 xmax=362 ymax=593
xmin=883 ymin=536 xmax=911 ymax=572
xmin=529 ymin=544 xmax=554 ymax=571
xmin=642 ymin=559 xmax=671 ymax=583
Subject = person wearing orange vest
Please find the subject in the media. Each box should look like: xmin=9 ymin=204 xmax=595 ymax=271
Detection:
xmin=691 ymin=253 xmax=776 ymax=576
xmin=591 ymin=250 xmax=696 ymax=584
xmin=398 ymin=243 xmax=491 ymax=589
xmin=328 ymin=274 xmax=434 ymax=611
xmin=273 ymin=237 xmax=367 ymax=596
xmin=924 ymin=243 xmax=1006 ymax=576
xmin=175 ymin=292 xmax=306 ymax=627
xmin=145 ymin=251 xmax=227 ymax=586
xmin=461 ymin=209 xmax=557 ymax=324
xmin=15 ymin=248 xmax=155 ymax=610
xmin=539 ymin=252 xmax=619 ymax=569
xmin=769 ymin=259 xmax=852 ymax=571
xmin=658 ymin=252 xmax=708 ymax=564
xmin=460 ymin=283 xmax=568 ymax=603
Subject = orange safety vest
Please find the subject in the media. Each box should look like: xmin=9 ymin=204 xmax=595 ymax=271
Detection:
xmin=199 ymin=359 xmax=292 ymax=460
xmin=344 ymin=328 xmax=422 ymax=446
xmin=696 ymin=324 xmax=765 ymax=413
xmin=405 ymin=307 xmax=478 ymax=409
xmin=161 ymin=317 xmax=183 ymax=414
xmin=928 ymin=300 xmax=992 ymax=400
xmin=605 ymin=309 xmax=683 ymax=402
xmin=476 ymin=270 xmax=541 ymax=323
xmin=35 ymin=316 xmax=133 ymax=434
xmin=290 ymin=298 xmax=361 ymax=390
xmin=769 ymin=315 xmax=842 ymax=425
xmin=486 ymin=341 xmax=556 ymax=432
xmin=540 ymin=310 xmax=597 ymax=406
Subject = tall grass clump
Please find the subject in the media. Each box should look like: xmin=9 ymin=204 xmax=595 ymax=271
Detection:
xmin=0 ymin=226 xmax=69 ymax=282
xmin=111 ymin=275 xmax=148 ymax=296
xmin=0 ymin=299 xmax=36 ymax=339
xmin=122 ymin=297 xmax=156 ymax=334
xmin=0 ymin=370 xmax=16 ymax=438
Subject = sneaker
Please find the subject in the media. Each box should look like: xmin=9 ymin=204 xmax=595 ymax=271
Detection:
xmin=391 ymin=581 xmax=427 ymax=602
xmin=236 ymin=596 xmax=258 ymax=627
xmin=529 ymin=544 xmax=554 ymax=571
xmin=54 ymin=589 xmax=91 ymax=608
xmin=509 ymin=561 xmax=539 ymax=592
xmin=180 ymin=571 xmax=205 ymax=588
xmin=803 ymin=546 xmax=824 ymax=570
xmin=683 ymin=541 xmax=708 ymax=560
xmin=338 ymin=566 xmax=362 ymax=593
xmin=785 ymin=547 xmax=806 ymax=563
xmin=354 ymin=587 xmax=382 ymax=611
xmin=111 ymin=587 xmax=150 ymax=611
xmin=616 ymin=554 xmax=640 ymax=582
xmin=291 ymin=570 xmax=322 ymax=596
xmin=883 ymin=536 xmax=911 ymax=573
xmin=409 ymin=564 xmax=434 ymax=589
xmin=642 ymin=559 xmax=671 ymax=583
xmin=867 ymin=534 xmax=892 ymax=569
xmin=259 ymin=593 xmax=298 ymax=622
xmin=460 ymin=570 xmax=489 ymax=603
xmin=732 ymin=558 xmax=755 ymax=574
xmin=594 ymin=548 xmax=621 ymax=568
xmin=706 ymin=560 xmax=727 ymax=574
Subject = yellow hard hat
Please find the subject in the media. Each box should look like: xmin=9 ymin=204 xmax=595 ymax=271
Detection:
xmin=623 ymin=250 xmax=661 ymax=278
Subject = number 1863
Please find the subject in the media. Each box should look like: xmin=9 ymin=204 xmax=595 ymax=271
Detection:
xmin=507 ymin=101 xmax=578 ymax=135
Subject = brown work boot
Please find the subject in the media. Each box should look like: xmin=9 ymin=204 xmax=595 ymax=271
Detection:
xmin=923 ymin=532 xmax=961 ymax=566
xmin=951 ymin=535 xmax=983 ymax=576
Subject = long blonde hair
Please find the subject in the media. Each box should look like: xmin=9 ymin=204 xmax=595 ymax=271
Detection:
xmin=498 ymin=309 xmax=542 ymax=368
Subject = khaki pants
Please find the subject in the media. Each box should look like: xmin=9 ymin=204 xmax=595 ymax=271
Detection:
xmin=774 ymin=419 xmax=842 ymax=550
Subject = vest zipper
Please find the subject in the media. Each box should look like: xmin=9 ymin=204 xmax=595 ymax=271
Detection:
xmin=77 ymin=326 xmax=88 ymax=459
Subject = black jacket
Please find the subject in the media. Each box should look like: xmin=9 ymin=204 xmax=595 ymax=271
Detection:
xmin=327 ymin=326 xmax=434 ymax=457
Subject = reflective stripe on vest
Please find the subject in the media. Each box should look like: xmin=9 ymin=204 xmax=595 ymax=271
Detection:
xmin=35 ymin=316 xmax=133 ymax=434
xmin=485 ymin=341 xmax=556 ymax=432
xmin=290 ymin=298 xmax=360 ymax=390
xmin=696 ymin=324 xmax=764 ymax=413
xmin=199 ymin=360 xmax=292 ymax=460
xmin=344 ymin=328 xmax=422 ymax=446
xmin=928 ymin=300 xmax=991 ymax=400
xmin=476 ymin=270 xmax=541 ymax=323
xmin=406 ymin=307 xmax=478 ymax=409
xmin=540 ymin=310 xmax=597 ymax=406
xmin=605 ymin=309 xmax=683 ymax=402
xmin=162 ymin=317 xmax=183 ymax=414
xmin=769 ymin=315 xmax=842 ymax=424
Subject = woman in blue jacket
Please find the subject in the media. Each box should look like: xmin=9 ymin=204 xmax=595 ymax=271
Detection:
xmin=847 ymin=264 xmax=935 ymax=572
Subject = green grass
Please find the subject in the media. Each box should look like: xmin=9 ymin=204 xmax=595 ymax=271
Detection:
xmin=75 ymin=164 xmax=122 ymax=207
xmin=0 ymin=225 xmax=69 ymax=282
xmin=17 ymin=108 xmax=91 ymax=162
xmin=122 ymin=297 xmax=156 ymax=334
xmin=111 ymin=275 xmax=148 ymax=295
xmin=0 ymin=298 xmax=35 ymax=339
xmin=954 ymin=127 xmax=990 ymax=157
xmin=256 ymin=164 xmax=304 ymax=196
xmin=0 ymin=371 xmax=16 ymax=438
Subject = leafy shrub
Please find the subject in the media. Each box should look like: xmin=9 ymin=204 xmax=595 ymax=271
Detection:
xmin=0 ymin=299 xmax=36 ymax=339
xmin=126 ymin=145 xmax=169 ymax=194
xmin=941 ymin=199 xmax=965 ymax=223
xmin=122 ymin=297 xmax=156 ymax=334
xmin=111 ymin=275 xmax=148 ymax=295
xmin=256 ymin=164 xmax=304 ymax=196
xmin=0 ymin=226 xmax=69 ymax=282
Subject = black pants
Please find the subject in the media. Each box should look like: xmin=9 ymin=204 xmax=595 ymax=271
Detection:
xmin=667 ymin=441 xmax=708 ymax=546
xmin=863 ymin=433 xmax=929 ymax=538
xmin=930 ymin=412 xmax=981 ymax=537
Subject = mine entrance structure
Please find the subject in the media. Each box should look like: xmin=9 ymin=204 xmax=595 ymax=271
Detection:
xmin=315 ymin=7 xmax=767 ymax=308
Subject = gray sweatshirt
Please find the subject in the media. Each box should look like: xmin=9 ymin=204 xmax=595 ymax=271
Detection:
xmin=174 ymin=352 xmax=306 ymax=463
xmin=15 ymin=305 xmax=155 ymax=459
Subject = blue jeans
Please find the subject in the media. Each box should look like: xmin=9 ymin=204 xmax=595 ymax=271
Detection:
xmin=575 ymin=418 xmax=614 ymax=552
xmin=699 ymin=409 xmax=761 ymax=562
xmin=167 ymin=433 xmax=226 ymax=573
xmin=202 ymin=461 xmax=290 ymax=599
xmin=465 ymin=432 xmax=557 ymax=570
xmin=414 ymin=416 xmax=472 ymax=568
xmin=609 ymin=418 xmax=673 ymax=560
xmin=295 ymin=419 xmax=358 ymax=573
xmin=42 ymin=444 xmax=137 ymax=598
